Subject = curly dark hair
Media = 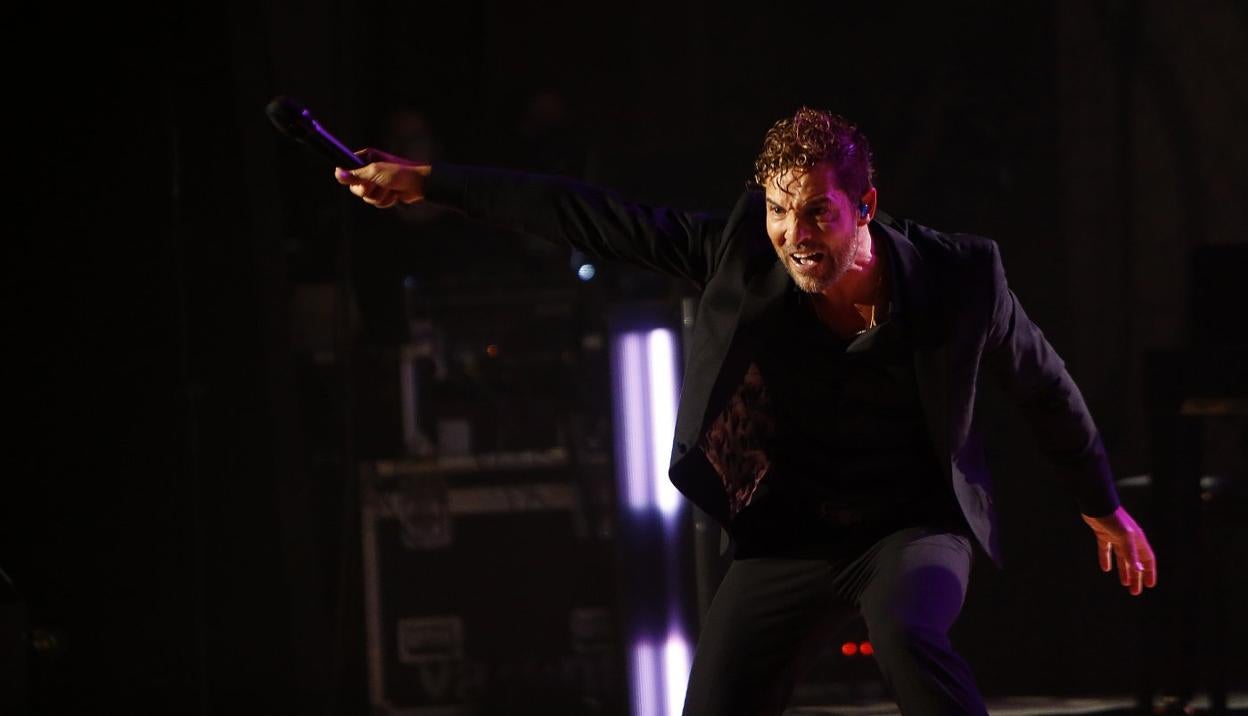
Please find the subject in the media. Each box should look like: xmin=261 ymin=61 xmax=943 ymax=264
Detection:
xmin=753 ymin=107 xmax=875 ymax=199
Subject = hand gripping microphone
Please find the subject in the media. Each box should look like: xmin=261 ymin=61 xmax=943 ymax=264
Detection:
xmin=265 ymin=96 xmax=365 ymax=168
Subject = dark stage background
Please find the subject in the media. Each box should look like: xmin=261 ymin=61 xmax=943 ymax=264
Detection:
xmin=6 ymin=1 xmax=1247 ymax=714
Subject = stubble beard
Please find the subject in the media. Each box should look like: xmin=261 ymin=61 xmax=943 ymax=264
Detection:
xmin=781 ymin=234 xmax=858 ymax=294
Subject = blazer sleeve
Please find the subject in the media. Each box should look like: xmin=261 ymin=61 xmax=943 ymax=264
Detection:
xmin=982 ymin=242 xmax=1121 ymax=517
xmin=423 ymin=162 xmax=728 ymax=287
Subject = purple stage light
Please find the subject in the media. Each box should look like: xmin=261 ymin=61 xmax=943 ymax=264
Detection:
xmin=611 ymin=324 xmax=694 ymax=716
xmin=616 ymin=332 xmax=650 ymax=511
xmin=663 ymin=629 xmax=693 ymax=716
xmin=645 ymin=329 xmax=681 ymax=520
xmin=631 ymin=641 xmax=660 ymax=716
xmin=613 ymin=328 xmax=683 ymax=517
xmin=628 ymin=633 xmax=693 ymax=716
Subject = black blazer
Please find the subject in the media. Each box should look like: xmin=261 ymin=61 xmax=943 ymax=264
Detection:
xmin=425 ymin=164 xmax=1121 ymax=567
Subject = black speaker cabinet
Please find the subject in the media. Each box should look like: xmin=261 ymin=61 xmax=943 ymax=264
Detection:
xmin=360 ymin=454 xmax=625 ymax=715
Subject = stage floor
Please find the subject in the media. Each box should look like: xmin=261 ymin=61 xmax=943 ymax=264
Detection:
xmin=786 ymin=692 xmax=1248 ymax=715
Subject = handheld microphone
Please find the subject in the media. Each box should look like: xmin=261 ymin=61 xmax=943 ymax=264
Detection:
xmin=265 ymin=96 xmax=365 ymax=168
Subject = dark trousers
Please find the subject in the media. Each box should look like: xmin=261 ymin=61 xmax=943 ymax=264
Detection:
xmin=681 ymin=525 xmax=988 ymax=716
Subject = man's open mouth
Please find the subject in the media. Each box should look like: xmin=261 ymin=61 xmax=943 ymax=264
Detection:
xmin=790 ymin=252 xmax=824 ymax=266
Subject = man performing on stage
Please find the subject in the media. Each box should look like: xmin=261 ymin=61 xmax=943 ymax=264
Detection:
xmin=334 ymin=107 xmax=1157 ymax=715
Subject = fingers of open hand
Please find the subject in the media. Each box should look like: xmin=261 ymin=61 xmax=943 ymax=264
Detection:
xmin=1138 ymin=536 xmax=1158 ymax=590
xmin=1120 ymin=553 xmax=1146 ymax=596
xmin=1111 ymin=535 xmax=1157 ymax=596
xmin=1086 ymin=510 xmax=1157 ymax=596
xmin=1115 ymin=546 xmax=1136 ymax=590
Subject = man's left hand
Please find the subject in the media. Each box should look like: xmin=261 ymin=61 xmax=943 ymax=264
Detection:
xmin=1081 ymin=506 xmax=1157 ymax=596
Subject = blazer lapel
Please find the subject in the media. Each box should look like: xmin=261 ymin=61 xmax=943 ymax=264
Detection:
xmin=739 ymin=256 xmax=790 ymax=326
xmin=705 ymin=255 xmax=789 ymax=427
xmin=875 ymin=217 xmax=954 ymax=472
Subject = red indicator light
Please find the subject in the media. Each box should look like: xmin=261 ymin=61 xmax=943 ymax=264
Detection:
xmin=860 ymin=641 xmax=874 ymax=656
xmin=841 ymin=641 xmax=858 ymax=656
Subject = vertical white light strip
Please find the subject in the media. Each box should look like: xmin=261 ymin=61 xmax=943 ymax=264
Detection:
xmin=618 ymin=331 xmax=651 ymax=511
xmin=646 ymin=329 xmax=681 ymax=518
xmin=615 ymin=322 xmax=690 ymax=716
xmin=631 ymin=641 xmax=660 ymax=716
xmin=663 ymin=630 xmax=693 ymax=716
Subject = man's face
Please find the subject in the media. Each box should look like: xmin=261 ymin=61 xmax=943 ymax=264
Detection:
xmin=764 ymin=163 xmax=869 ymax=294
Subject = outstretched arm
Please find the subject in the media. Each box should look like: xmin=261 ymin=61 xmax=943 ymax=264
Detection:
xmin=334 ymin=149 xmax=729 ymax=286
xmin=982 ymin=243 xmax=1157 ymax=596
